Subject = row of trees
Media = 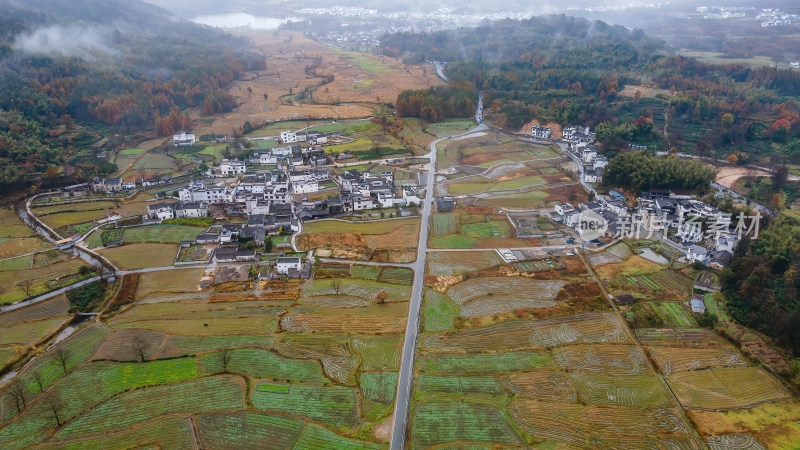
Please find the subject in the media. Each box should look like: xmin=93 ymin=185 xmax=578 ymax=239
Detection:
xmin=602 ymin=150 xmax=715 ymax=193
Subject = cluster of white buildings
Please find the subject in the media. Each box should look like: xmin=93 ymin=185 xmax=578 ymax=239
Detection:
xmin=757 ymin=8 xmax=799 ymax=27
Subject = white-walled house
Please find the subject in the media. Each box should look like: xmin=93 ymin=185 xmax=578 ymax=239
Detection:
xmin=173 ymin=132 xmax=196 ymax=146
xmin=219 ymin=159 xmax=246 ymax=176
xmin=175 ymin=202 xmax=208 ymax=218
xmin=276 ymin=257 xmax=302 ymax=274
xmin=686 ymin=244 xmax=710 ymax=264
xmin=292 ymin=180 xmax=319 ymax=194
xmin=280 ymin=131 xmax=298 ymax=143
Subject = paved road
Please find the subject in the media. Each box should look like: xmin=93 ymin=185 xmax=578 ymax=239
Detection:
xmin=390 ymin=94 xmax=486 ymax=450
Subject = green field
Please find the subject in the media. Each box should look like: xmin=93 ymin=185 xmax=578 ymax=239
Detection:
xmin=199 ymin=348 xmax=328 ymax=383
xmin=295 ymin=424 xmax=380 ymax=450
xmin=412 ymin=401 xmax=521 ymax=447
xmin=197 ymin=412 xmax=303 ymax=449
xmin=423 ymin=289 xmax=458 ymax=332
xmin=431 ymin=213 xmax=456 ymax=236
xmin=350 ymin=264 xmax=382 ymax=280
xmin=123 ymin=225 xmax=202 ymax=244
xmin=652 ymin=302 xmax=697 ymax=327
xmin=448 ymin=175 xmax=547 ymax=195
xmin=252 ymin=384 xmax=358 ymax=428
xmin=55 ymin=375 xmax=244 ymax=439
xmin=360 ymin=372 xmax=397 ymax=421
xmin=705 ymin=293 xmax=731 ymax=321
xmin=0 ymin=254 xmax=33 ymax=271
xmin=430 ymin=234 xmax=478 ymax=249
xmin=419 ymin=351 xmax=554 ymax=374
xmin=332 ymin=48 xmax=398 ymax=76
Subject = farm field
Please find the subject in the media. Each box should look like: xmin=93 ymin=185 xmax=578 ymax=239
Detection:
xmin=122 ymin=224 xmax=203 ymax=244
xmin=474 ymin=184 xmax=586 ymax=209
xmin=437 ymin=131 xmax=560 ymax=170
xmin=429 ymin=209 xmax=539 ymax=249
xmin=32 ymin=194 xmax=165 ymax=235
xmin=299 ymin=218 xmax=420 ymax=263
xmin=97 ymin=243 xmax=179 ymax=270
xmin=0 ymin=208 xmax=52 ymax=259
xmin=409 ymin=250 xmax=699 ymax=448
xmin=0 ymin=258 xmax=410 ymax=447
xmin=0 ymin=257 xmax=88 ymax=304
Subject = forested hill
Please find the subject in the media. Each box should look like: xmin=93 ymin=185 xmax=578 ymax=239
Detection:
xmin=381 ymin=15 xmax=667 ymax=65
xmin=384 ymin=15 xmax=800 ymax=169
xmin=0 ymin=0 xmax=262 ymax=192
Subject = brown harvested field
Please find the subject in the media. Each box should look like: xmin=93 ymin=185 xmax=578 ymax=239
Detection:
xmin=299 ymin=218 xmax=420 ymax=262
xmin=594 ymin=255 xmax=663 ymax=279
xmin=474 ymin=184 xmax=587 ymax=209
xmin=0 ymin=208 xmax=37 ymax=238
xmin=280 ymin=303 xmax=408 ymax=334
xmin=98 ymin=243 xmax=179 ymax=270
xmin=0 ymin=258 xmax=85 ymax=304
xmin=110 ymin=316 xmax=279 ymax=335
xmin=0 ymin=237 xmax=52 ymax=259
xmin=191 ymin=31 xmax=441 ymax=136
xmin=648 ymin=346 xmax=748 ymax=374
xmin=667 ymin=367 xmax=791 ymax=410
xmin=135 ymin=268 xmax=206 ymax=298
xmin=92 ymin=328 xmax=166 ymax=361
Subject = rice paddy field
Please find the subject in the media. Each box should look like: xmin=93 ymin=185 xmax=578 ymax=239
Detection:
xmin=0 ymin=259 xmax=410 ymax=447
xmin=437 ymin=131 xmax=560 ymax=170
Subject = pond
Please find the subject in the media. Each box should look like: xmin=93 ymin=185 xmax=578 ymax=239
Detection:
xmin=191 ymin=13 xmax=299 ymax=30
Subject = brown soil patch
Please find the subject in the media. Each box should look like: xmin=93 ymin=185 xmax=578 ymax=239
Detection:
xmin=464 ymin=206 xmax=495 ymax=215
xmin=715 ymin=166 xmax=771 ymax=189
xmin=192 ymin=31 xmax=441 ymax=136
xmin=373 ymin=412 xmax=394 ymax=442
xmin=540 ymin=184 xmax=590 ymax=204
xmin=461 ymin=152 xmax=504 ymax=166
xmin=517 ymin=119 xmax=563 ymax=137
xmin=472 ymin=237 xmax=540 ymax=248
xmin=363 ymin=224 xmax=419 ymax=249
xmin=618 ymin=85 xmax=672 ymax=99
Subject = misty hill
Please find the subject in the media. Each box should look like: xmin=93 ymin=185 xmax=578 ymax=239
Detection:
xmin=0 ymin=0 xmax=261 ymax=192
xmin=382 ymin=15 xmax=667 ymax=64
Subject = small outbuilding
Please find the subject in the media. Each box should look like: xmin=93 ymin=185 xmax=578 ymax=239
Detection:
xmin=690 ymin=294 xmax=707 ymax=313
xmin=614 ymin=294 xmax=635 ymax=306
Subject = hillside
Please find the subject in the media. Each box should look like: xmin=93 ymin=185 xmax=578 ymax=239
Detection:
xmin=0 ymin=0 xmax=261 ymax=193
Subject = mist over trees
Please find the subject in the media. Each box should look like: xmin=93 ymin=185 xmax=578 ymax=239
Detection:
xmin=0 ymin=0 xmax=263 ymax=192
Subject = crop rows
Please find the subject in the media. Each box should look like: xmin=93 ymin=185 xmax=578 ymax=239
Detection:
xmin=350 ymin=264 xmax=381 ymax=280
xmin=294 ymin=424 xmax=379 ymax=450
xmin=652 ymin=302 xmax=696 ymax=328
xmin=301 ymin=278 xmax=411 ymax=302
xmin=460 ymin=295 xmax=557 ymax=317
xmin=432 ymin=213 xmax=456 ymax=236
xmin=153 ymin=334 xmax=275 ymax=358
xmin=510 ymin=401 xmax=689 ymax=447
xmin=648 ymin=347 xmax=747 ymax=374
xmin=552 ymin=344 xmax=647 ymax=375
xmin=281 ymin=308 xmax=405 ymax=334
xmin=705 ymin=434 xmax=766 ymax=450
xmin=199 ymin=348 xmax=327 ymax=384
xmin=423 ymin=290 xmax=457 ymax=332
xmin=447 ymin=277 xmax=565 ymax=305
xmin=416 ymin=375 xmax=504 ymax=396
xmin=636 ymin=328 xmax=729 ymax=348
xmin=351 ymin=336 xmax=400 ymax=371
xmin=419 ymin=351 xmax=554 ymax=375
xmin=252 ymin=384 xmax=358 ymax=428
xmin=426 ymin=251 xmax=502 ymax=276
xmin=569 ymin=373 xmax=669 ymax=408
xmin=0 ymin=295 xmax=69 ymax=327
xmin=411 ymin=401 xmax=521 ymax=448
xmin=423 ymin=313 xmax=628 ymax=352
xmin=56 ymin=375 xmax=245 ymax=439
xmin=512 ymin=259 xmax=564 ymax=272
xmin=501 ymin=371 xmax=578 ymax=403
xmin=666 ymin=367 xmax=790 ymax=409
xmin=92 ymin=328 xmax=165 ymax=361
xmin=41 ymin=416 xmax=194 ymax=449
xmin=197 ymin=412 xmax=303 ymax=449
xmin=378 ymin=267 xmax=413 ymax=284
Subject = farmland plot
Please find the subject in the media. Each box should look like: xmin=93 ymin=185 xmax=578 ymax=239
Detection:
xmin=422 ymin=289 xmax=458 ymax=332
xmin=510 ymin=400 xmax=691 ymax=447
xmin=416 ymin=374 xmax=505 ymax=396
xmin=569 ymin=373 xmax=670 ymax=408
xmin=552 ymin=344 xmax=648 ymax=375
xmin=55 ymin=375 xmax=245 ymax=439
xmin=427 ymin=250 xmax=503 ymax=276
xmin=667 ymin=367 xmax=791 ymax=409
xmin=501 ymin=370 xmax=578 ymax=403
xmin=423 ymin=313 xmax=629 ymax=352
xmin=196 ymin=412 xmax=303 ymax=449
xmin=446 ymin=277 xmax=566 ymax=317
xmin=411 ymin=401 xmax=522 ymax=447
xmin=39 ymin=417 xmax=194 ymax=450
xmin=419 ymin=351 xmax=554 ymax=375
xmin=648 ymin=347 xmax=748 ymax=374
xmin=252 ymin=383 xmax=359 ymax=428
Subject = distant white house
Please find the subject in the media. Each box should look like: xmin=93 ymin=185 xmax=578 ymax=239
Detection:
xmin=531 ymin=126 xmax=552 ymax=139
xmin=280 ymin=131 xmax=298 ymax=143
xmin=686 ymin=244 xmax=709 ymax=264
xmin=276 ymin=257 xmax=302 ymax=274
xmin=691 ymin=294 xmax=707 ymax=313
xmin=173 ymin=132 xmax=196 ymax=146
xmin=292 ymin=180 xmax=319 ymax=194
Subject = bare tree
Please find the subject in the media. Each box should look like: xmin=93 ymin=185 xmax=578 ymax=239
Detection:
xmin=331 ymin=279 xmax=341 ymax=295
xmin=54 ymin=348 xmax=70 ymax=374
xmin=45 ymin=395 xmax=65 ymax=427
xmin=220 ymin=349 xmax=232 ymax=374
xmin=7 ymin=379 xmax=26 ymax=413
xmin=132 ymin=336 xmax=147 ymax=363
xmin=19 ymin=280 xmax=34 ymax=298
xmin=376 ymin=291 xmax=388 ymax=305
xmin=32 ymin=372 xmax=45 ymax=393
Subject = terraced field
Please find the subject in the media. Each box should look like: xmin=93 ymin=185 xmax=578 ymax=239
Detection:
xmin=0 ymin=260 xmax=411 ymax=447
